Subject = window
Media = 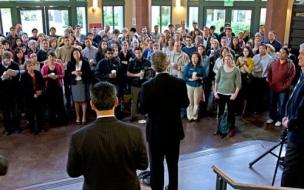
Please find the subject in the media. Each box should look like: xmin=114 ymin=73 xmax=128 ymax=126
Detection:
xmin=231 ymin=10 xmax=252 ymax=34
xmin=206 ymin=9 xmax=225 ymax=33
xmin=260 ymin=8 xmax=266 ymax=25
xmin=48 ymin=9 xmax=69 ymax=36
xmin=188 ymin=7 xmax=199 ymax=29
xmin=77 ymin=7 xmax=87 ymax=34
xmin=20 ymin=10 xmax=44 ymax=35
xmin=151 ymin=6 xmax=171 ymax=32
xmin=0 ymin=8 xmax=12 ymax=36
xmin=103 ymin=6 xmax=124 ymax=31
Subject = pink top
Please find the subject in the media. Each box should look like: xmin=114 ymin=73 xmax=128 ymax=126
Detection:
xmin=41 ymin=62 xmax=64 ymax=88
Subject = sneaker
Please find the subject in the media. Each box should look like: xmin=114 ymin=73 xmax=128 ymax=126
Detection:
xmin=266 ymin=118 xmax=274 ymax=124
xmin=274 ymin=121 xmax=282 ymax=127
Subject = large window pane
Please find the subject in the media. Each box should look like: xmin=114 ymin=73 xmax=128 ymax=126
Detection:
xmin=113 ymin=6 xmax=123 ymax=30
xmin=206 ymin=9 xmax=225 ymax=33
xmin=231 ymin=10 xmax=252 ymax=34
xmin=77 ymin=7 xmax=87 ymax=34
xmin=260 ymin=8 xmax=267 ymax=25
xmin=48 ymin=9 xmax=69 ymax=36
xmin=20 ymin=10 xmax=44 ymax=35
xmin=103 ymin=6 xmax=114 ymax=30
xmin=151 ymin=6 xmax=160 ymax=31
xmin=1 ymin=8 xmax=12 ymax=36
xmin=161 ymin=6 xmax=171 ymax=32
xmin=188 ymin=7 xmax=198 ymax=29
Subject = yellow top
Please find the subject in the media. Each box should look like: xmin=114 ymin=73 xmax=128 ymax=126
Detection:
xmin=236 ymin=57 xmax=254 ymax=74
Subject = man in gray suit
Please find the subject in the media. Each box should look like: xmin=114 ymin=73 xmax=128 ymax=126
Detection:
xmin=67 ymin=81 xmax=148 ymax=190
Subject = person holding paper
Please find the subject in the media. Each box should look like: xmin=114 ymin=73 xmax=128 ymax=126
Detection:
xmin=0 ymin=51 xmax=21 ymax=136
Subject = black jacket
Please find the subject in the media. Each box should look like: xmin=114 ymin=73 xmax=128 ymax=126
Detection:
xmin=20 ymin=70 xmax=44 ymax=101
xmin=139 ymin=73 xmax=189 ymax=143
xmin=67 ymin=59 xmax=93 ymax=85
xmin=67 ymin=117 xmax=148 ymax=190
xmin=94 ymin=57 xmax=120 ymax=84
xmin=0 ymin=61 xmax=20 ymax=99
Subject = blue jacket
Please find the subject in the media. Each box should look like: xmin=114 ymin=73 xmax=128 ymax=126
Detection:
xmin=183 ymin=63 xmax=205 ymax=87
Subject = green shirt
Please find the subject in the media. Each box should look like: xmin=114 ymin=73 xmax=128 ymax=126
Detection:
xmin=215 ymin=66 xmax=242 ymax=95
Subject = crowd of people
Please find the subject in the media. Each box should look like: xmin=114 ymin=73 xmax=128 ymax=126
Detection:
xmin=1 ymin=20 xmax=304 ymax=190
xmin=0 ymin=22 xmax=302 ymax=137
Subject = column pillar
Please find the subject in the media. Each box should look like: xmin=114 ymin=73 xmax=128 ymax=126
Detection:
xmin=132 ymin=0 xmax=151 ymax=31
xmin=265 ymin=0 xmax=294 ymax=43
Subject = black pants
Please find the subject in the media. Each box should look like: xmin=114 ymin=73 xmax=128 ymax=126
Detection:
xmin=149 ymin=140 xmax=180 ymax=190
xmin=252 ymin=77 xmax=269 ymax=113
xmin=46 ymin=87 xmax=67 ymax=126
xmin=25 ymin=97 xmax=44 ymax=132
xmin=1 ymin=97 xmax=20 ymax=133
xmin=281 ymin=140 xmax=304 ymax=188
xmin=217 ymin=94 xmax=235 ymax=129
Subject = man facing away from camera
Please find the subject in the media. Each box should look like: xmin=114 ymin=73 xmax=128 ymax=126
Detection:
xmin=281 ymin=43 xmax=304 ymax=188
xmin=67 ymin=81 xmax=148 ymax=190
xmin=140 ymin=51 xmax=189 ymax=190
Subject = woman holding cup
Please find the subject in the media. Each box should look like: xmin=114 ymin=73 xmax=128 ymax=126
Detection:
xmin=41 ymin=51 xmax=67 ymax=126
xmin=183 ymin=52 xmax=205 ymax=122
xmin=67 ymin=49 xmax=92 ymax=125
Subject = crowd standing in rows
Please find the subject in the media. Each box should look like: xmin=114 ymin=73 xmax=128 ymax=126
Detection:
xmin=0 ymin=22 xmax=301 ymax=137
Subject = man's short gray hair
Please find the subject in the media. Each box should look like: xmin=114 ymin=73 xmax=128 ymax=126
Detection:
xmin=300 ymin=43 xmax=304 ymax=50
xmin=151 ymin=51 xmax=169 ymax=72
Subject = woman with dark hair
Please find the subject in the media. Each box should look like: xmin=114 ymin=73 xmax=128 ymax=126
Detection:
xmin=13 ymin=47 xmax=26 ymax=74
xmin=198 ymin=45 xmax=212 ymax=114
xmin=162 ymin=37 xmax=175 ymax=55
xmin=67 ymin=48 xmax=92 ymax=125
xmin=236 ymin=47 xmax=254 ymax=115
xmin=12 ymin=37 xmax=23 ymax=50
xmin=41 ymin=52 xmax=67 ymax=126
xmin=95 ymin=40 xmax=108 ymax=64
xmin=214 ymin=53 xmax=241 ymax=137
xmin=21 ymin=61 xmax=45 ymax=134
xmin=183 ymin=52 xmax=205 ymax=121
xmin=231 ymin=37 xmax=242 ymax=60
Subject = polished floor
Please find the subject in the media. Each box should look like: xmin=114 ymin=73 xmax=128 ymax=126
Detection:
xmin=0 ymin=112 xmax=284 ymax=190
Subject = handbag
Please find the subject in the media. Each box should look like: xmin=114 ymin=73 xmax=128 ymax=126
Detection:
xmin=218 ymin=104 xmax=231 ymax=135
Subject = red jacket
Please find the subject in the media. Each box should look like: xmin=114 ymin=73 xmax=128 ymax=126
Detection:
xmin=267 ymin=59 xmax=295 ymax=92
xmin=41 ymin=62 xmax=64 ymax=89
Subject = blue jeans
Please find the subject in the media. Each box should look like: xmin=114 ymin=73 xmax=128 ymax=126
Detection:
xmin=269 ymin=89 xmax=289 ymax=122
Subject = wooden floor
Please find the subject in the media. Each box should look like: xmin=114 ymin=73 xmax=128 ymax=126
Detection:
xmin=0 ymin=112 xmax=285 ymax=190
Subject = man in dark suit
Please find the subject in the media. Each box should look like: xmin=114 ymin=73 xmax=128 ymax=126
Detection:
xmin=281 ymin=43 xmax=304 ymax=188
xmin=66 ymin=81 xmax=148 ymax=190
xmin=139 ymin=51 xmax=189 ymax=190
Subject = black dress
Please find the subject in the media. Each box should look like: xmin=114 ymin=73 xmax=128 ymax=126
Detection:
xmin=45 ymin=68 xmax=67 ymax=126
xmin=21 ymin=70 xmax=45 ymax=133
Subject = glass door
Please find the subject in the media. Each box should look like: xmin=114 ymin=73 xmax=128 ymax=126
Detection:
xmin=205 ymin=9 xmax=226 ymax=33
xmin=231 ymin=9 xmax=252 ymax=34
xmin=19 ymin=9 xmax=45 ymax=35
xmin=46 ymin=8 xmax=70 ymax=36
xmin=0 ymin=8 xmax=12 ymax=36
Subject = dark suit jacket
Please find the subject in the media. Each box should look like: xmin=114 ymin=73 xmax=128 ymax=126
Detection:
xmin=139 ymin=73 xmax=189 ymax=143
xmin=67 ymin=117 xmax=148 ymax=190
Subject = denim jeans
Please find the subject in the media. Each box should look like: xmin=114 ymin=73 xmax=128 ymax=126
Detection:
xmin=269 ymin=89 xmax=289 ymax=122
